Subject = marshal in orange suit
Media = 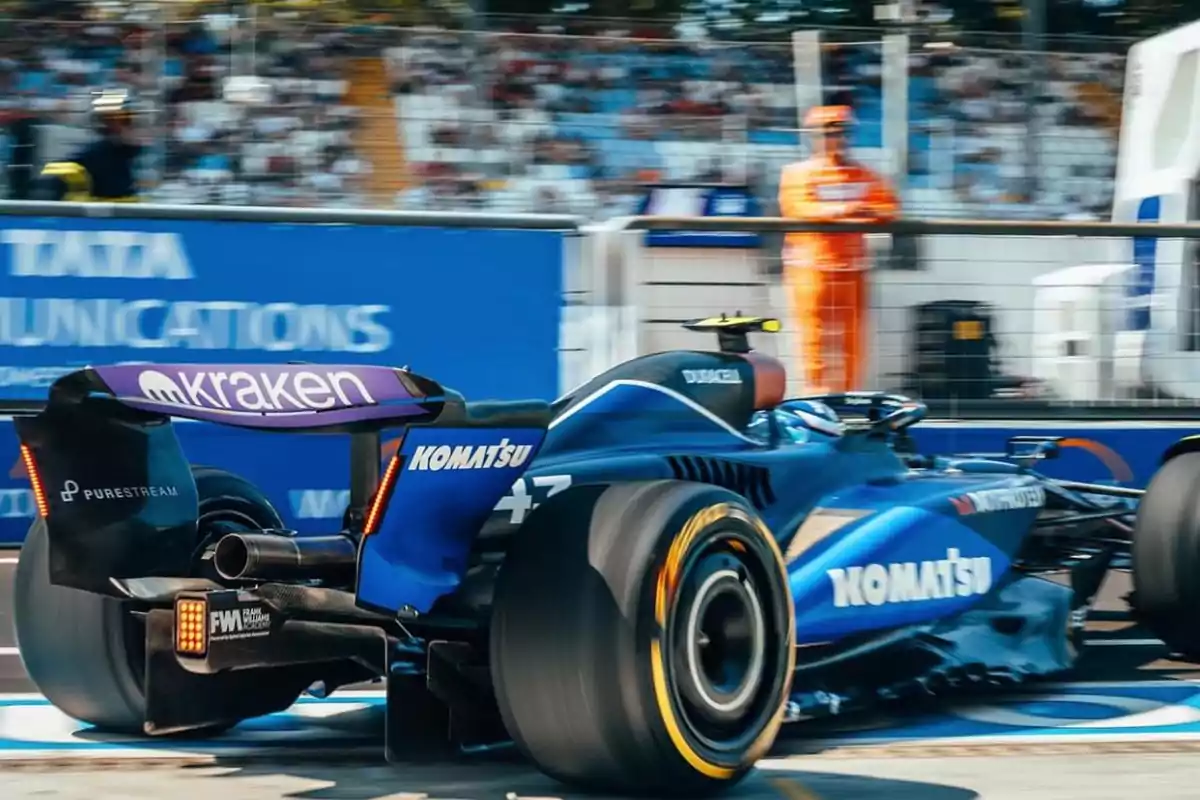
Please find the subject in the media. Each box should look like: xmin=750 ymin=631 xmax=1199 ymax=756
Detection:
xmin=779 ymin=105 xmax=898 ymax=393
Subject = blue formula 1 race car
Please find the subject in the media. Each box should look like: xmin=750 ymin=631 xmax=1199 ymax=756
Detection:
xmin=10 ymin=316 xmax=1200 ymax=795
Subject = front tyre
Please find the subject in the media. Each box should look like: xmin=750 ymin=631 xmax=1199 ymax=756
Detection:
xmin=1132 ymin=452 xmax=1200 ymax=658
xmin=13 ymin=466 xmax=283 ymax=732
xmin=491 ymin=481 xmax=794 ymax=796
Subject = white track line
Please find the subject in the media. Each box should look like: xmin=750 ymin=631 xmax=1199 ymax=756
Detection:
xmin=0 ymin=557 xmax=19 ymax=564
xmin=0 ymin=648 xmax=18 ymax=656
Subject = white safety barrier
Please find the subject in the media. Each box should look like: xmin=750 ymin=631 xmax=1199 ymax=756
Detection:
xmin=572 ymin=221 xmax=1127 ymax=398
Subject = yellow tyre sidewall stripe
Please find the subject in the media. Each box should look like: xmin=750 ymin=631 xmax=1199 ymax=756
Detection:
xmin=650 ymin=501 xmax=797 ymax=780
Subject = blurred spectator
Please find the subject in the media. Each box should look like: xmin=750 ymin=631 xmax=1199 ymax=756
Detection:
xmin=152 ymin=14 xmax=369 ymax=207
xmin=0 ymin=6 xmax=373 ymax=207
xmin=0 ymin=7 xmax=1128 ymax=220
xmin=37 ymin=89 xmax=141 ymax=201
xmin=387 ymin=24 xmax=1125 ymax=221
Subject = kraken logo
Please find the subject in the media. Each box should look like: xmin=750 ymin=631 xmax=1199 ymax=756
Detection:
xmin=137 ymin=370 xmax=188 ymax=405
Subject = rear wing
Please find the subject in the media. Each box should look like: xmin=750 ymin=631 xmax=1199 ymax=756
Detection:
xmin=12 ymin=363 xmax=552 ymax=594
xmin=39 ymin=363 xmax=449 ymax=433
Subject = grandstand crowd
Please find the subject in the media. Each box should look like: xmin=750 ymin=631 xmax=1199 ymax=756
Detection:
xmin=0 ymin=5 xmax=1129 ymax=220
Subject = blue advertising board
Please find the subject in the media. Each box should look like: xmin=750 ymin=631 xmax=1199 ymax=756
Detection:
xmin=910 ymin=423 xmax=1194 ymax=488
xmin=1127 ymin=196 xmax=1160 ymax=332
xmin=0 ymin=417 xmax=1194 ymax=547
xmin=637 ymin=184 xmax=762 ymax=248
xmin=0 ymin=217 xmax=565 ymax=402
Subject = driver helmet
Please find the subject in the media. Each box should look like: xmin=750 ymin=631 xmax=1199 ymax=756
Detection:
xmin=776 ymin=399 xmax=844 ymax=443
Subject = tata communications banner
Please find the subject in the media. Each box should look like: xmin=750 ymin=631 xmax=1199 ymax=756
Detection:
xmin=0 ymin=218 xmax=565 ymax=402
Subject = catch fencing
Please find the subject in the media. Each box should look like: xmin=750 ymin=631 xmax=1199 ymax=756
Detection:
xmin=3 ymin=204 xmax=1200 ymax=544
xmin=598 ymin=215 xmax=1200 ymax=419
xmin=4 ymin=202 xmax=1196 ymax=417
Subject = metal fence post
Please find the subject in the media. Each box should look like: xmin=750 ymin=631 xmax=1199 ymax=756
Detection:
xmin=882 ymin=33 xmax=910 ymax=194
xmin=791 ymin=30 xmax=823 ymax=129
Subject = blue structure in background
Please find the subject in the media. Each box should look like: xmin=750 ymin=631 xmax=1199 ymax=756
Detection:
xmin=0 ymin=214 xmax=569 ymax=546
xmin=0 ymin=217 xmax=565 ymax=403
xmin=1128 ymin=196 xmax=1161 ymax=331
xmin=637 ymin=184 xmax=762 ymax=247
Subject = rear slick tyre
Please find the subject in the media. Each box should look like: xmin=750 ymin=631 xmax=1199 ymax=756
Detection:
xmin=490 ymin=481 xmax=795 ymax=796
xmin=14 ymin=518 xmax=146 ymax=731
xmin=12 ymin=467 xmax=283 ymax=733
xmin=1132 ymin=452 xmax=1200 ymax=658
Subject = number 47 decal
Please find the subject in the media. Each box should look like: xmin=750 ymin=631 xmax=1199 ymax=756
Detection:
xmin=493 ymin=475 xmax=573 ymax=525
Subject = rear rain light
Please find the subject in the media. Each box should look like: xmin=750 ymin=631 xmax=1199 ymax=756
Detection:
xmin=19 ymin=445 xmax=48 ymax=518
xmin=363 ymin=453 xmax=402 ymax=536
xmin=175 ymin=597 xmax=208 ymax=656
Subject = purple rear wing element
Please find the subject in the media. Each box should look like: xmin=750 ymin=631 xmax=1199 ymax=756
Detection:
xmin=88 ymin=364 xmax=433 ymax=429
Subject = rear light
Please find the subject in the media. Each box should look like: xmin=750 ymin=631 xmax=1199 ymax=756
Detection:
xmin=19 ymin=445 xmax=48 ymax=518
xmin=175 ymin=597 xmax=208 ymax=656
xmin=363 ymin=453 xmax=401 ymax=536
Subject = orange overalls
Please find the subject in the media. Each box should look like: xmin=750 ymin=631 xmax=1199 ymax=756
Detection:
xmin=779 ymin=139 xmax=898 ymax=393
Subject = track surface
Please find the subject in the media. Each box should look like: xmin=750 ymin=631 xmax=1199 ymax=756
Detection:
xmin=5 ymin=550 xmax=1200 ymax=798
xmin=6 ymin=754 xmax=1200 ymax=800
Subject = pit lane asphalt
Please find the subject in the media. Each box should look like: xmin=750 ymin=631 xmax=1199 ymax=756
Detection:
xmin=9 ymin=753 xmax=1200 ymax=800
xmin=2 ymin=549 xmax=1199 ymax=691
xmin=4 ymin=548 xmax=1200 ymax=799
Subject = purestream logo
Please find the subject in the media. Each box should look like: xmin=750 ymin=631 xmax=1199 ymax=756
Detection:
xmin=60 ymin=479 xmax=179 ymax=503
xmin=951 ymin=485 xmax=1045 ymax=516
xmin=408 ymin=439 xmax=533 ymax=472
xmin=827 ymin=548 xmax=993 ymax=608
xmin=136 ymin=369 xmax=376 ymax=413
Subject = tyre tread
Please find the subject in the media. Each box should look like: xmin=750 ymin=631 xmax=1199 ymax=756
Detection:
xmin=1133 ymin=452 xmax=1200 ymax=657
xmin=490 ymin=480 xmax=791 ymax=796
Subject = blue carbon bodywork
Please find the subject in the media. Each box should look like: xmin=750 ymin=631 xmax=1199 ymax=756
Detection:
xmin=789 ymin=505 xmax=1014 ymax=644
xmin=786 ymin=473 xmax=1042 ymax=644
xmin=483 ymin=376 xmax=1081 ymax=714
xmin=357 ymin=425 xmax=546 ymax=616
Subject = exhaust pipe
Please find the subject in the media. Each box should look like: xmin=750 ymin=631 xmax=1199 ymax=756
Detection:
xmin=213 ymin=532 xmax=358 ymax=583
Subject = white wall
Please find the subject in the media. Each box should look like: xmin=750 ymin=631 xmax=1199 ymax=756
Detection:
xmin=597 ymin=230 xmax=1125 ymax=396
